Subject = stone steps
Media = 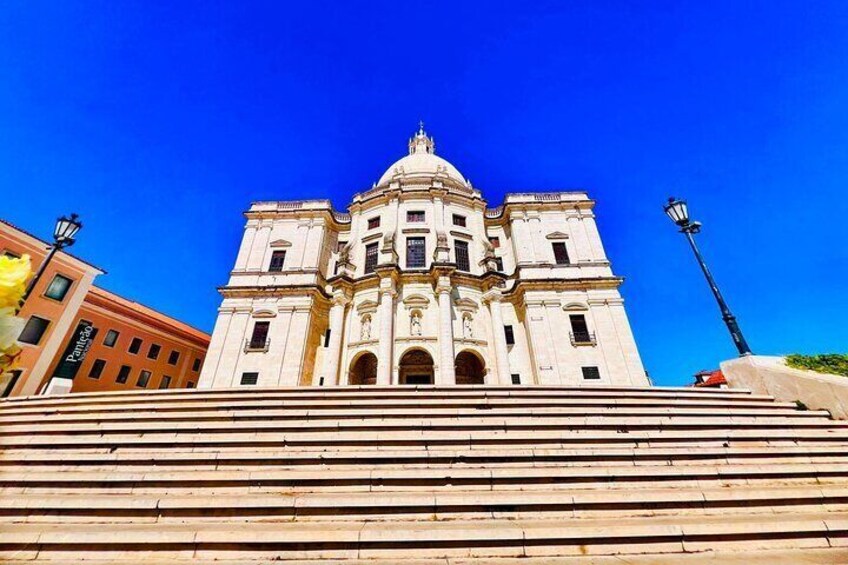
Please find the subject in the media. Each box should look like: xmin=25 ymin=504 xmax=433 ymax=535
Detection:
xmin=3 ymin=549 xmax=847 ymax=565
xmin=4 ymin=445 xmax=846 ymax=473
xmin=4 ymin=463 xmax=848 ymax=495
xmin=3 ymin=416 xmax=844 ymax=438
xmin=2 ymin=385 xmax=847 ymax=562
xmin=0 ymin=512 xmax=845 ymax=560
xmin=3 ymin=430 xmax=847 ymax=453
xmin=0 ymin=406 xmax=826 ymax=425
xmin=2 ymin=483 xmax=847 ymax=523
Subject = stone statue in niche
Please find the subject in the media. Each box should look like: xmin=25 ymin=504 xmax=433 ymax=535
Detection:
xmin=410 ymin=312 xmax=422 ymax=336
xmin=463 ymin=315 xmax=474 ymax=339
xmin=481 ymin=240 xmax=497 ymax=272
xmin=337 ymin=242 xmax=351 ymax=265
xmin=360 ymin=315 xmax=371 ymax=341
xmin=433 ymin=231 xmax=450 ymax=262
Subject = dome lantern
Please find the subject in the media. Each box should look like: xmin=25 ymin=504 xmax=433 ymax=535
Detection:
xmin=376 ymin=123 xmax=466 ymax=187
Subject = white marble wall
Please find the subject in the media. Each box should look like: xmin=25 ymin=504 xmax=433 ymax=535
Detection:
xmin=199 ymin=193 xmax=648 ymax=389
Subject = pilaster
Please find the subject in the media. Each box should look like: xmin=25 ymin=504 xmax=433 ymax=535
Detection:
xmin=482 ymin=289 xmax=512 ymax=385
xmin=376 ymin=273 xmax=397 ymax=385
xmin=434 ymin=274 xmax=456 ymax=385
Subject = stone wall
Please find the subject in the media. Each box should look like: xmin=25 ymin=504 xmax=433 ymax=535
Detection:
xmin=722 ymin=355 xmax=848 ymax=419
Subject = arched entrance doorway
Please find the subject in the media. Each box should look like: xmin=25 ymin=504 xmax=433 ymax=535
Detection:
xmin=349 ymin=352 xmax=377 ymax=385
xmin=455 ymin=351 xmax=486 ymax=385
xmin=399 ymin=349 xmax=435 ymax=385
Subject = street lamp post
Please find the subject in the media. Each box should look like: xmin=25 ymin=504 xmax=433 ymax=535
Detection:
xmin=663 ymin=198 xmax=752 ymax=356
xmin=18 ymin=213 xmax=83 ymax=311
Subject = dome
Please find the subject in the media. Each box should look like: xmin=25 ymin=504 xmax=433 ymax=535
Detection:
xmin=376 ymin=124 xmax=467 ymax=187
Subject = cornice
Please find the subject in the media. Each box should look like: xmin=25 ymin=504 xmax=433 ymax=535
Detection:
xmin=505 ymin=277 xmax=624 ymax=303
xmin=219 ymin=284 xmax=331 ymax=302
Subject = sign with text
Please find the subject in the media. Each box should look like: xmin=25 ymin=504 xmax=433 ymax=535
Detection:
xmin=53 ymin=321 xmax=98 ymax=380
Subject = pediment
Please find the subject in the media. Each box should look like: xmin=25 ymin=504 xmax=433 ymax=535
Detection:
xmin=546 ymin=231 xmax=569 ymax=240
xmin=403 ymin=294 xmax=430 ymax=309
xmin=356 ymin=299 xmax=379 ymax=314
xmin=252 ymin=308 xmax=277 ymax=318
xmin=270 ymin=239 xmax=292 ymax=248
xmin=454 ymin=297 xmax=479 ymax=312
xmin=563 ymin=302 xmax=588 ymax=311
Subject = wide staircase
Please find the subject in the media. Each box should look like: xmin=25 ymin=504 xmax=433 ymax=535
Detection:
xmin=1 ymin=385 xmax=847 ymax=563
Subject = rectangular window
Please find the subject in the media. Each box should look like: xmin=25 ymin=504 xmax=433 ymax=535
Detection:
xmin=128 ymin=337 xmax=143 ymax=354
xmin=406 ymin=237 xmax=426 ymax=268
xmin=488 ymin=236 xmax=500 ymax=249
xmin=192 ymin=358 xmax=202 ymax=372
xmin=452 ymin=214 xmax=467 ymax=227
xmin=3 ymin=250 xmax=21 ymax=259
xmin=103 ymin=329 xmax=120 ymax=347
xmin=44 ymin=274 xmax=73 ymax=301
xmin=364 ymin=243 xmax=379 ymax=274
xmin=454 ymin=240 xmax=470 ymax=271
xmin=241 ymin=372 xmax=259 ymax=385
xmin=582 ymin=366 xmax=601 ymax=380
xmin=18 ymin=316 xmax=50 ymax=345
xmin=159 ymin=375 xmax=172 ymax=389
xmin=250 ymin=321 xmax=270 ymax=349
xmin=136 ymin=370 xmax=151 ymax=388
xmin=504 ymin=325 xmax=515 ymax=346
xmin=186 ymin=381 xmax=196 ymax=388
xmin=88 ymin=359 xmax=106 ymax=379
xmin=511 ymin=373 xmax=521 ymax=385
xmin=336 ymin=240 xmax=347 ymax=252
xmin=116 ymin=365 xmax=131 ymax=384
xmin=552 ymin=242 xmax=570 ymax=265
xmin=167 ymin=350 xmax=180 ymax=365
xmin=407 ymin=210 xmax=425 ymax=223
xmin=269 ymin=250 xmax=286 ymax=272
xmin=570 ymin=314 xmax=591 ymax=343
xmin=147 ymin=343 xmax=161 ymax=360
xmin=324 ymin=329 xmax=331 ymax=347
xmin=367 ymin=216 xmax=380 ymax=230
xmin=494 ymin=257 xmax=504 ymax=272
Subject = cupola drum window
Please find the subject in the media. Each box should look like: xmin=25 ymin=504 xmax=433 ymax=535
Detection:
xmin=406 ymin=237 xmax=426 ymax=268
xmin=364 ymin=243 xmax=378 ymax=274
xmin=454 ymin=240 xmax=470 ymax=271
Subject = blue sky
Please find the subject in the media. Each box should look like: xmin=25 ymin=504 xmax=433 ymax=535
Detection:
xmin=2 ymin=1 xmax=847 ymax=386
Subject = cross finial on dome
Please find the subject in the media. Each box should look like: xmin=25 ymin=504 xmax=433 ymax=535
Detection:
xmin=409 ymin=121 xmax=435 ymax=155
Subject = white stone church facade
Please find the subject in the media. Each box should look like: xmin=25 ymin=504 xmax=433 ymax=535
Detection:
xmin=199 ymin=127 xmax=648 ymax=388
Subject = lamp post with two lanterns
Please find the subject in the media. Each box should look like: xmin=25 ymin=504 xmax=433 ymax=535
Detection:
xmin=663 ymin=197 xmax=752 ymax=357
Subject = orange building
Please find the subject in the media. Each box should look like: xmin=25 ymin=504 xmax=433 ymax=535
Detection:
xmin=45 ymin=287 xmax=208 ymax=393
xmin=1 ymin=219 xmax=209 ymax=396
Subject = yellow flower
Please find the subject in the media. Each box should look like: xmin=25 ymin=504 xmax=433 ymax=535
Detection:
xmin=0 ymin=254 xmax=31 ymax=310
xmin=0 ymin=255 xmax=30 ymax=374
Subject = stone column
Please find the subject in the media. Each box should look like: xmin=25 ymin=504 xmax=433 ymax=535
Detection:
xmin=509 ymin=211 xmax=534 ymax=265
xmin=435 ymin=277 xmax=456 ymax=385
xmin=376 ymin=282 xmax=396 ymax=385
xmin=319 ymin=292 xmax=350 ymax=386
xmin=483 ymin=290 xmax=512 ymax=385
